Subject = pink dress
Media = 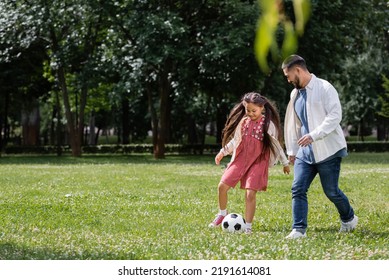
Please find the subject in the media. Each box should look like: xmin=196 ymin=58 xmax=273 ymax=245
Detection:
xmin=221 ymin=116 xmax=270 ymax=191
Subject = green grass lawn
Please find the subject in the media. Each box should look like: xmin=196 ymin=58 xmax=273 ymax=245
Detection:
xmin=0 ymin=153 xmax=388 ymax=260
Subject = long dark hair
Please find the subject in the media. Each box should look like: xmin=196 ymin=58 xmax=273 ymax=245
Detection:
xmin=221 ymin=92 xmax=282 ymax=158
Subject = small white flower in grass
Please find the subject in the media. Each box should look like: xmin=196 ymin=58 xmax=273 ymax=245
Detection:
xmin=65 ymin=193 xmax=72 ymax=198
xmin=237 ymin=245 xmax=245 ymax=252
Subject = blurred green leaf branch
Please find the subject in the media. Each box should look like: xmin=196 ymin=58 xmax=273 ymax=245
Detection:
xmin=255 ymin=0 xmax=311 ymax=73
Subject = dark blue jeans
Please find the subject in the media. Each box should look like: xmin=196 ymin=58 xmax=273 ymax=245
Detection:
xmin=291 ymin=157 xmax=354 ymax=230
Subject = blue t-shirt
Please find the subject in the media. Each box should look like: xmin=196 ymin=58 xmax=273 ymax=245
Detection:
xmin=294 ymin=89 xmax=315 ymax=163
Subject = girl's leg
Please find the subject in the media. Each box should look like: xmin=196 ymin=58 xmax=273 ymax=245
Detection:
xmin=209 ymin=181 xmax=231 ymax=227
xmin=218 ymin=181 xmax=231 ymax=211
xmin=245 ymin=189 xmax=257 ymax=223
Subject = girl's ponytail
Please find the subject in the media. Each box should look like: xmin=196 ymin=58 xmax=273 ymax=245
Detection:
xmin=221 ymin=102 xmax=245 ymax=147
xmin=260 ymin=97 xmax=282 ymax=160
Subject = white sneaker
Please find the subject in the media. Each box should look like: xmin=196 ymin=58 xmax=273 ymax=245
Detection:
xmin=286 ymin=229 xmax=306 ymax=239
xmin=339 ymin=215 xmax=358 ymax=232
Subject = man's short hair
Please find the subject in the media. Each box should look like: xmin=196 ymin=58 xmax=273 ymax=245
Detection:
xmin=282 ymin=55 xmax=306 ymax=70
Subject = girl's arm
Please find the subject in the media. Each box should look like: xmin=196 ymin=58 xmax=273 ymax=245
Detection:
xmin=272 ymin=138 xmax=290 ymax=174
xmin=268 ymin=121 xmax=290 ymax=174
xmin=267 ymin=121 xmax=288 ymax=165
xmin=220 ymin=138 xmax=236 ymax=156
xmin=215 ymin=138 xmax=236 ymax=165
xmin=271 ymin=136 xmax=289 ymax=166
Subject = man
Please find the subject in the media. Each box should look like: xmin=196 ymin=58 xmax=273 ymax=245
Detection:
xmin=281 ymin=54 xmax=358 ymax=239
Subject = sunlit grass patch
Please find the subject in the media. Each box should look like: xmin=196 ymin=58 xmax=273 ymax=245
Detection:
xmin=0 ymin=153 xmax=388 ymax=260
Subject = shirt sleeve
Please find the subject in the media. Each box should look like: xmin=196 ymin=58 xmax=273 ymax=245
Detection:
xmin=268 ymin=121 xmax=289 ymax=166
xmin=271 ymin=136 xmax=289 ymax=166
xmin=220 ymin=138 xmax=235 ymax=156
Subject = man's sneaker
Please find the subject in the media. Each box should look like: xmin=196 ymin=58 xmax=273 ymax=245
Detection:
xmin=339 ymin=215 xmax=358 ymax=232
xmin=285 ymin=229 xmax=307 ymax=239
xmin=208 ymin=213 xmax=227 ymax=228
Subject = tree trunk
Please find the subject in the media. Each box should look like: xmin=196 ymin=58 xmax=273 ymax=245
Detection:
xmin=50 ymin=106 xmax=56 ymax=146
xmin=0 ymin=115 xmax=2 ymax=156
xmin=0 ymin=92 xmax=10 ymax=154
xmin=199 ymin=95 xmax=212 ymax=154
xmin=50 ymin=22 xmax=82 ymax=157
xmin=95 ymin=127 xmax=101 ymax=145
xmin=358 ymin=119 xmax=365 ymax=142
xmin=88 ymin=112 xmax=96 ymax=145
xmin=156 ymin=86 xmax=168 ymax=159
xmin=3 ymin=92 xmax=11 ymax=149
xmin=78 ymin=85 xmax=87 ymax=150
xmin=57 ymin=67 xmax=81 ymax=156
xmin=187 ymin=116 xmax=198 ymax=144
xmin=121 ymin=97 xmax=130 ymax=144
xmin=376 ymin=115 xmax=388 ymax=141
xmin=155 ymin=61 xmax=174 ymax=159
xmin=216 ymin=103 xmax=228 ymax=145
xmin=55 ymin=90 xmax=63 ymax=156
xmin=21 ymin=103 xmax=40 ymax=146
xmin=146 ymin=82 xmax=158 ymax=154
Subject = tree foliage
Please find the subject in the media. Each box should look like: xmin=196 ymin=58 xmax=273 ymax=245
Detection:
xmin=0 ymin=0 xmax=388 ymax=158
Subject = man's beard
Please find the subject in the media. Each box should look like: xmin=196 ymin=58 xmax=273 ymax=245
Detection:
xmin=294 ymin=77 xmax=303 ymax=89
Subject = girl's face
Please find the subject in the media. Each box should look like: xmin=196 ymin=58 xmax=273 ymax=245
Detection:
xmin=244 ymin=102 xmax=264 ymax=122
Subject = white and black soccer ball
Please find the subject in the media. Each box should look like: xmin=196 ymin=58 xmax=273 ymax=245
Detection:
xmin=222 ymin=213 xmax=246 ymax=233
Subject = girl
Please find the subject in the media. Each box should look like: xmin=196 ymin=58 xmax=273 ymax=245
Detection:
xmin=209 ymin=92 xmax=290 ymax=234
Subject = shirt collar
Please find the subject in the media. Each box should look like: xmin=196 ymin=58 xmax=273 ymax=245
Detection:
xmin=305 ymin=74 xmax=316 ymax=91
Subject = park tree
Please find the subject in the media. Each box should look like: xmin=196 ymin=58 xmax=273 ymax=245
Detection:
xmin=193 ymin=0 xmax=262 ymax=145
xmin=43 ymin=1 xmax=110 ymax=156
xmin=0 ymin=3 xmax=51 ymax=151
xmin=328 ymin=0 xmax=388 ymax=140
xmin=0 ymin=0 xmax=111 ymax=156
xmin=1 ymin=0 xmax=387 ymax=158
xmin=99 ymin=0 xmax=191 ymax=158
xmin=339 ymin=49 xmax=385 ymax=140
xmin=101 ymin=0 xmax=264 ymax=158
xmin=2 ymin=0 xmax=264 ymax=157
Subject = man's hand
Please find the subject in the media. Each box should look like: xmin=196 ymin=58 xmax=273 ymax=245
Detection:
xmin=288 ymin=155 xmax=296 ymax=165
xmin=298 ymin=134 xmax=313 ymax=147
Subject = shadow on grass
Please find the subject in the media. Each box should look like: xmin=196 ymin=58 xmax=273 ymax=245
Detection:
xmin=310 ymin=226 xmax=389 ymax=239
xmin=0 ymin=242 xmax=138 ymax=260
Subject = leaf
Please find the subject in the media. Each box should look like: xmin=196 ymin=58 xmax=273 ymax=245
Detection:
xmin=293 ymin=0 xmax=311 ymax=35
xmin=281 ymin=21 xmax=298 ymax=58
xmin=254 ymin=0 xmax=279 ymax=73
xmin=255 ymin=19 xmax=272 ymax=73
xmin=255 ymin=0 xmax=311 ymax=73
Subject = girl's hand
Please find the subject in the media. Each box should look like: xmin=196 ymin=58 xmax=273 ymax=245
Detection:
xmin=215 ymin=152 xmax=224 ymax=165
xmin=283 ymin=165 xmax=290 ymax=174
